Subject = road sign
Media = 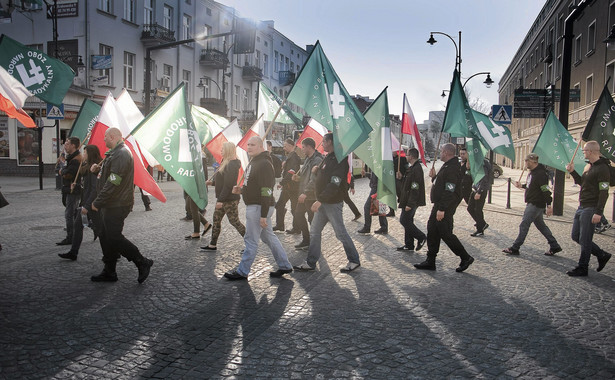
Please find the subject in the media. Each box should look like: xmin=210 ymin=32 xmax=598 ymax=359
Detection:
xmin=46 ymin=103 xmax=64 ymax=120
xmin=491 ymin=105 xmax=512 ymax=124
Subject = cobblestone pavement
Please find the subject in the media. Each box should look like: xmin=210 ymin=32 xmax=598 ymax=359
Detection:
xmin=1 ymin=173 xmax=614 ymax=379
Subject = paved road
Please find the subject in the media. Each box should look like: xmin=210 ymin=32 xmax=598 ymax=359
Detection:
xmin=1 ymin=174 xmax=614 ymax=379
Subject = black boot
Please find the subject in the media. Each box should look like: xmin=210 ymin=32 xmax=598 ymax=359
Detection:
xmin=414 ymin=257 xmax=436 ymax=270
xmin=91 ymin=261 xmax=118 ymax=282
xmin=135 ymin=257 xmax=154 ymax=284
xmin=58 ymin=251 xmax=78 ymax=261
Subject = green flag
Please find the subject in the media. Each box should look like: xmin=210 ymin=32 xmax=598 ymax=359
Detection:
xmin=0 ymin=34 xmax=75 ymax=106
xmin=582 ymin=83 xmax=615 ymax=163
xmin=191 ymin=104 xmax=229 ymax=145
xmin=69 ymin=99 xmax=101 ymax=144
xmin=533 ymin=111 xmax=586 ymax=176
xmin=287 ymin=41 xmax=372 ymax=161
xmin=258 ymin=82 xmax=303 ymax=126
xmin=131 ymin=83 xmax=208 ymax=209
xmin=353 ymin=88 xmax=396 ymax=209
xmin=441 ymin=70 xmax=485 ymax=185
xmin=471 ymin=110 xmax=516 ymax=162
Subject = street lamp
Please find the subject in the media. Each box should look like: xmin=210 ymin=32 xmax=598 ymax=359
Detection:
xmin=441 ymin=90 xmax=449 ymax=98
xmin=427 ymin=31 xmax=462 ymax=73
xmin=197 ymin=77 xmax=223 ymax=99
xmin=462 ymin=72 xmax=493 ymax=88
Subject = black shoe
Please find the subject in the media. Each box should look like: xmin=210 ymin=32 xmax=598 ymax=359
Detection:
xmin=397 ymin=246 xmax=413 ymax=252
xmin=56 ymin=238 xmax=71 ymax=246
xmin=145 ymin=205 xmax=152 ymax=211
xmin=180 ymin=216 xmax=192 ymax=221
xmin=224 ymin=269 xmax=247 ymax=280
xmin=352 ymin=213 xmax=362 ymax=221
xmin=503 ymin=247 xmax=520 ymax=255
xmin=456 ymin=256 xmax=475 ymax=272
xmin=269 ymin=268 xmax=292 ymax=278
xmin=294 ymin=241 xmax=309 ymax=250
xmin=386 ymin=210 xmax=395 ymax=217
xmin=374 ymin=228 xmax=388 ymax=235
xmin=415 ymin=237 xmax=426 ymax=251
xmin=285 ymin=229 xmax=301 ymax=235
xmin=597 ymin=253 xmax=611 ymax=272
xmin=414 ymin=259 xmax=436 ymax=270
xmin=91 ymin=271 xmax=118 ymax=282
xmin=357 ymin=227 xmax=370 ymax=235
xmin=544 ymin=246 xmax=562 ymax=256
xmin=272 ymin=226 xmax=284 ymax=232
xmin=58 ymin=252 xmax=77 ymax=261
xmin=482 ymin=223 xmax=489 ymax=232
xmin=470 ymin=230 xmax=484 ymax=237
xmin=567 ymin=267 xmax=588 ymax=277
xmin=136 ymin=258 xmax=154 ymax=284
xmin=201 ymin=245 xmax=217 ymax=251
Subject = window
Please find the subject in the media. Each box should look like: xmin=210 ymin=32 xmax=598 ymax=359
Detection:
xmin=182 ymin=70 xmax=191 ymax=100
xmin=285 ymin=57 xmax=289 ymax=71
xmin=255 ymin=50 xmax=261 ymax=69
xmin=274 ymin=51 xmax=279 ymax=72
xmin=573 ymin=83 xmax=580 ymax=108
xmin=574 ymin=35 xmax=582 ymax=64
xmin=163 ymin=5 xmax=173 ymax=30
xmin=234 ymin=85 xmax=240 ymax=110
xmin=607 ymin=61 xmax=615 ymax=93
xmin=162 ymin=64 xmax=173 ymax=92
xmin=123 ymin=52 xmax=135 ymax=90
xmin=263 ymin=54 xmax=269 ymax=76
xmin=610 ymin=3 xmax=615 ymax=37
xmin=99 ymin=44 xmax=113 ymax=85
xmin=280 ymin=54 xmax=284 ymax=71
xmin=586 ymin=75 xmax=593 ymax=105
xmin=530 ymin=54 xmax=534 ymax=70
xmin=206 ymin=7 xmax=211 ymax=16
xmin=99 ymin=0 xmax=112 ymax=13
xmin=27 ymin=44 xmax=43 ymax=51
xmin=242 ymin=88 xmax=249 ymax=110
xmin=203 ymin=25 xmax=211 ymax=49
xmin=144 ymin=0 xmax=154 ymax=25
xmin=124 ymin=0 xmax=135 ymax=22
xmin=182 ymin=14 xmax=191 ymax=40
xmin=587 ymin=21 xmax=596 ymax=54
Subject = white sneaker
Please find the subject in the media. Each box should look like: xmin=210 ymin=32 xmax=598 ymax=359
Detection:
xmin=340 ymin=262 xmax=360 ymax=272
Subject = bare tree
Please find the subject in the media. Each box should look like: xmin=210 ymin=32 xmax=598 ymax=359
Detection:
xmin=464 ymin=88 xmax=491 ymax=115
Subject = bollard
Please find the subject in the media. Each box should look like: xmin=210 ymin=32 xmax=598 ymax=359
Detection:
xmin=612 ymin=191 xmax=614 ymax=223
xmin=506 ymin=177 xmax=511 ymax=209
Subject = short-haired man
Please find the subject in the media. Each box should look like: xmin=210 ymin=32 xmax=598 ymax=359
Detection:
xmin=502 ymin=153 xmax=562 ymax=255
xmin=467 ymin=158 xmax=492 ymax=237
xmin=292 ymin=137 xmax=323 ymax=250
xmin=414 ymin=143 xmax=474 ymax=272
xmin=294 ymin=133 xmax=361 ymax=272
xmin=565 ymin=141 xmax=612 ymax=276
xmin=273 ymin=138 xmax=301 ymax=233
xmin=90 ymin=128 xmax=153 ymax=283
xmin=56 ymin=137 xmax=82 ymax=246
xmin=458 ymin=147 xmax=473 ymax=204
xmin=224 ymin=136 xmax=293 ymax=280
xmin=397 ymin=148 xmax=427 ymax=252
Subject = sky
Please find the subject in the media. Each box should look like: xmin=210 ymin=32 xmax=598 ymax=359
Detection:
xmin=220 ymin=0 xmax=546 ymax=123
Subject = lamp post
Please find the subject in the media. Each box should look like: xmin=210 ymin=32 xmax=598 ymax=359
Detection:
xmin=441 ymin=72 xmax=494 ymax=98
xmin=427 ymin=31 xmax=461 ymax=74
xmin=197 ymin=77 xmax=223 ymax=99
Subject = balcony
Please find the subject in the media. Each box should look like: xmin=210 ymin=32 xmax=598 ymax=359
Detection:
xmin=200 ymin=98 xmax=227 ymax=117
xmin=199 ymin=49 xmax=229 ymax=70
xmin=242 ymin=65 xmax=263 ymax=82
xmin=141 ymin=24 xmax=176 ymax=46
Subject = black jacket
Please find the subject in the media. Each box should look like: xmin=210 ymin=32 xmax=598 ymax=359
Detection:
xmin=399 ymin=160 xmax=426 ymax=209
xmin=430 ymin=156 xmax=462 ymax=211
xmin=242 ymin=151 xmax=275 ymax=218
xmin=570 ymin=157 xmax=611 ymax=215
xmin=298 ymin=150 xmax=323 ymax=200
xmin=93 ymin=142 xmax=135 ymax=209
xmin=314 ymin=152 xmax=348 ymax=204
xmin=523 ymin=163 xmax=552 ymax=208
xmin=460 ymin=160 xmax=473 ymax=200
xmin=61 ymin=150 xmax=82 ymax=195
xmin=80 ymin=169 xmax=98 ymax=212
xmin=280 ymin=151 xmax=301 ymax=190
xmin=214 ymin=159 xmax=241 ymax=202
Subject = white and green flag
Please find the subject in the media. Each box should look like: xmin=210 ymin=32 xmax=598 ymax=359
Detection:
xmin=131 ymin=83 xmax=208 ymax=209
xmin=471 ymin=110 xmax=516 ymax=162
xmin=258 ymin=82 xmax=303 ymax=126
xmin=353 ymin=88 xmax=396 ymax=209
xmin=287 ymin=41 xmax=372 ymax=161
xmin=191 ymin=104 xmax=229 ymax=145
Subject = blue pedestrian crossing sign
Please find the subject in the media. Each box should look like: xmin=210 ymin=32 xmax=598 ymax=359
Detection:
xmin=46 ymin=103 xmax=64 ymax=120
xmin=491 ymin=105 xmax=512 ymax=124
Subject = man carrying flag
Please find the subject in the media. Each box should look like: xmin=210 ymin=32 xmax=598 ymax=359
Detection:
xmin=90 ymin=128 xmax=154 ymax=284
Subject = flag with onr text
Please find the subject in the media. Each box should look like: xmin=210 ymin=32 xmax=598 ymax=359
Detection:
xmin=471 ymin=110 xmax=516 ymax=162
xmin=287 ymin=41 xmax=372 ymax=161
xmin=130 ymin=83 xmax=207 ymax=209
xmin=0 ymin=34 xmax=74 ymax=106
xmin=258 ymin=82 xmax=303 ymax=126
xmin=582 ymin=83 xmax=615 ymax=163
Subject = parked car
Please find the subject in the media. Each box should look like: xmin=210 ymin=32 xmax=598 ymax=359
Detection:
xmin=493 ymin=163 xmax=503 ymax=178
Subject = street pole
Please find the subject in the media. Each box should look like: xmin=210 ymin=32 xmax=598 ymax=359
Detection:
xmin=553 ymin=0 xmax=589 ymax=216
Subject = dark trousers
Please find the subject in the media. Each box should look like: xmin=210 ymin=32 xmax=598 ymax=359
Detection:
xmin=64 ymin=193 xmax=80 ymax=240
xmin=426 ymin=206 xmax=470 ymax=260
xmin=363 ymin=189 xmax=387 ymax=231
xmin=139 ymin=188 xmax=151 ymax=207
xmin=188 ymin=197 xmax=209 ymax=234
xmin=275 ymin=187 xmax=298 ymax=229
xmin=467 ymin=190 xmax=487 ymax=231
xmin=343 ymin=191 xmax=361 ymax=217
xmin=399 ymin=207 xmax=426 ymax=249
xmin=99 ymin=206 xmax=143 ymax=264
xmin=294 ymin=200 xmax=315 ymax=242
xmin=70 ymin=209 xmax=101 ymax=254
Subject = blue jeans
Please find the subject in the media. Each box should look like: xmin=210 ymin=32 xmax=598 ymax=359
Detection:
xmin=237 ymin=205 xmax=292 ymax=276
xmin=399 ymin=207 xmax=426 ymax=249
xmin=306 ymin=202 xmax=360 ymax=267
xmin=571 ymin=207 xmax=609 ymax=269
xmin=363 ymin=189 xmax=387 ymax=231
xmin=512 ymin=203 xmax=559 ymax=251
